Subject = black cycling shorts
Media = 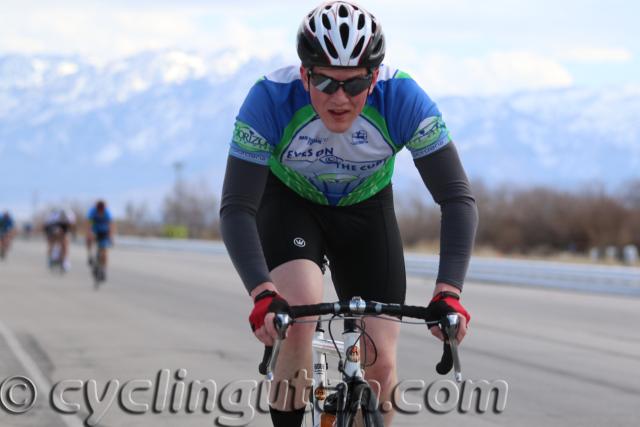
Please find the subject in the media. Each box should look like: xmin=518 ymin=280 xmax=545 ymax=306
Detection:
xmin=257 ymin=174 xmax=406 ymax=304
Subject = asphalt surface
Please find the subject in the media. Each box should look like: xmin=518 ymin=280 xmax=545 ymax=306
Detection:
xmin=0 ymin=239 xmax=638 ymax=426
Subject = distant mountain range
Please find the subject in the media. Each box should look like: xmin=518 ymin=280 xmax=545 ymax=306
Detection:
xmin=1 ymin=51 xmax=638 ymax=216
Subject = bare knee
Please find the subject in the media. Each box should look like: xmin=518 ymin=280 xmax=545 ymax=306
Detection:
xmin=366 ymin=358 xmax=396 ymax=388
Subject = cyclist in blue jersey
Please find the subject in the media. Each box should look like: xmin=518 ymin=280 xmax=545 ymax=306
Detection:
xmin=86 ymin=200 xmax=113 ymax=277
xmin=220 ymin=2 xmax=478 ymax=425
xmin=0 ymin=211 xmax=16 ymax=260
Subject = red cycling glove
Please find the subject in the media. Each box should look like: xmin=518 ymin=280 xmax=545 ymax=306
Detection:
xmin=429 ymin=291 xmax=471 ymax=325
xmin=249 ymin=290 xmax=290 ymax=332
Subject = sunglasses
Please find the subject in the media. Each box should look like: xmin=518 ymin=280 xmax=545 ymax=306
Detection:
xmin=308 ymin=70 xmax=373 ymax=97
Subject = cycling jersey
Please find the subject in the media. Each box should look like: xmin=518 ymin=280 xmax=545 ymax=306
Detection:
xmin=221 ymin=64 xmax=478 ymax=294
xmin=230 ymin=65 xmax=451 ymax=207
xmin=87 ymin=207 xmax=112 ymax=235
xmin=44 ymin=210 xmax=75 ymax=235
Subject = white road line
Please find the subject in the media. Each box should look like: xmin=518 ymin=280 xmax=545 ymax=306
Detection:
xmin=0 ymin=319 xmax=85 ymax=427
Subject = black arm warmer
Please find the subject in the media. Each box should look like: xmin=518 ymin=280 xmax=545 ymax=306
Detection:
xmin=413 ymin=143 xmax=478 ymax=290
xmin=219 ymin=156 xmax=272 ymax=294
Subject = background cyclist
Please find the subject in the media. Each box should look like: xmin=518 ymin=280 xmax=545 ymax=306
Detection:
xmin=43 ymin=208 xmax=76 ymax=271
xmin=220 ymin=2 xmax=478 ymax=425
xmin=86 ymin=200 xmax=113 ymax=279
xmin=0 ymin=210 xmax=16 ymax=259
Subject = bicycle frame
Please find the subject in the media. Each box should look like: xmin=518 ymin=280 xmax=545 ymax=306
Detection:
xmin=311 ymin=318 xmax=363 ymax=427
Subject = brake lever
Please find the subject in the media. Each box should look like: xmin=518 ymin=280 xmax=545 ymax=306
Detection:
xmin=435 ymin=313 xmax=463 ymax=382
xmin=262 ymin=313 xmax=292 ymax=380
xmin=443 ymin=313 xmax=462 ymax=382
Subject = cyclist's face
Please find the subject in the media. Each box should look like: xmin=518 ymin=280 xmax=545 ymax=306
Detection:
xmin=301 ymin=66 xmax=378 ymax=133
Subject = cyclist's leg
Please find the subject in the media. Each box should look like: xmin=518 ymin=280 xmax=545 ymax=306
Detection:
xmin=4 ymin=232 xmax=12 ymax=252
xmin=61 ymin=229 xmax=71 ymax=270
xmin=269 ymin=260 xmax=323 ymax=413
xmin=61 ymin=233 xmax=68 ymax=261
xmin=256 ymin=174 xmax=326 ymax=424
xmin=323 ymin=185 xmax=405 ymax=425
xmin=3 ymin=231 xmax=12 ymax=253
xmin=359 ymin=318 xmax=400 ymax=421
xmin=97 ymin=238 xmax=108 ymax=268
xmin=86 ymin=231 xmax=94 ymax=264
xmin=50 ymin=231 xmax=61 ymax=259
xmin=46 ymin=227 xmax=54 ymax=261
xmin=101 ymin=246 xmax=108 ymax=268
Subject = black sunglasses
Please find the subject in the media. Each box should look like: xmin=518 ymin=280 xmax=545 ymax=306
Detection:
xmin=308 ymin=70 xmax=373 ymax=97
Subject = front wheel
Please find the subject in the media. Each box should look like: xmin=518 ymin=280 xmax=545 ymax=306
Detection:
xmin=342 ymin=382 xmax=384 ymax=427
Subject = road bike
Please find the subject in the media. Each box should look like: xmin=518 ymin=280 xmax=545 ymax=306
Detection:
xmin=90 ymin=245 xmax=107 ymax=289
xmin=259 ymin=296 xmax=462 ymax=426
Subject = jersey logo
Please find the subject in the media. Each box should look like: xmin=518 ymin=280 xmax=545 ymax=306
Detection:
xmin=298 ymin=135 xmax=327 ymax=146
xmin=351 ymin=130 xmax=368 ymax=145
xmin=232 ymin=122 xmax=270 ymax=153
xmin=293 ymin=237 xmax=306 ymax=248
xmin=406 ymin=116 xmax=449 ymax=151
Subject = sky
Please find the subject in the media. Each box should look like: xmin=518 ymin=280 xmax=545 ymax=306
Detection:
xmin=1 ymin=0 xmax=638 ymax=219
xmin=1 ymin=0 xmax=638 ymax=96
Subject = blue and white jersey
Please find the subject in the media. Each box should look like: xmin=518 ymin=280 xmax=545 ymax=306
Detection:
xmin=229 ymin=64 xmax=451 ymax=206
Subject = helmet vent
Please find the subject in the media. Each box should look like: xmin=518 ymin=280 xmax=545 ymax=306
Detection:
xmin=357 ymin=14 xmax=365 ymax=30
xmin=352 ymin=36 xmax=364 ymax=59
xmin=371 ymin=20 xmax=377 ymax=34
xmin=322 ymin=14 xmax=332 ymax=30
xmin=309 ymin=18 xmax=316 ymax=32
xmin=372 ymin=38 xmax=383 ymax=54
xmin=339 ymin=23 xmax=350 ymax=48
xmin=338 ymin=4 xmax=349 ymax=18
xmin=323 ymin=36 xmax=338 ymax=59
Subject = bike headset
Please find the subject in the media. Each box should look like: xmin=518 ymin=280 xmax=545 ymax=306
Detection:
xmin=297 ymin=1 xmax=386 ymax=96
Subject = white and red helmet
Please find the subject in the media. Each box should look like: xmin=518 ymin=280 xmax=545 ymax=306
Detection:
xmin=297 ymin=1 xmax=385 ymax=68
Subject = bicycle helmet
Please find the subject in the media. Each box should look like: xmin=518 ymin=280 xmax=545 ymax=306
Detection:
xmin=297 ymin=1 xmax=385 ymax=69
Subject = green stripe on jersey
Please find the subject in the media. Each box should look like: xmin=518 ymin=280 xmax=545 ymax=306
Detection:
xmin=270 ymin=106 xmax=329 ymax=205
xmin=337 ymin=156 xmax=396 ymax=206
xmin=361 ymin=106 xmax=400 ymax=152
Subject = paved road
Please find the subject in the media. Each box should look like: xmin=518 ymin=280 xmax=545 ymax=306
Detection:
xmin=0 ymin=239 xmax=638 ymax=426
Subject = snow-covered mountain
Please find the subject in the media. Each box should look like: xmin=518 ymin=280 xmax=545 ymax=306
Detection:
xmin=437 ymin=86 xmax=640 ymax=189
xmin=1 ymin=51 xmax=638 ymax=215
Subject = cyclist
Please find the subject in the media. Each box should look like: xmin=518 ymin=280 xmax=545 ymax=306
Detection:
xmin=220 ymin=2 xmax=478 ymax=425
xmin=0 ymin=211 xmax=16 ymax=259
xmin=86 ymin=200 xmax=113 ymax=279
xmin=44 ymin=208 xmax=76 ymax=271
